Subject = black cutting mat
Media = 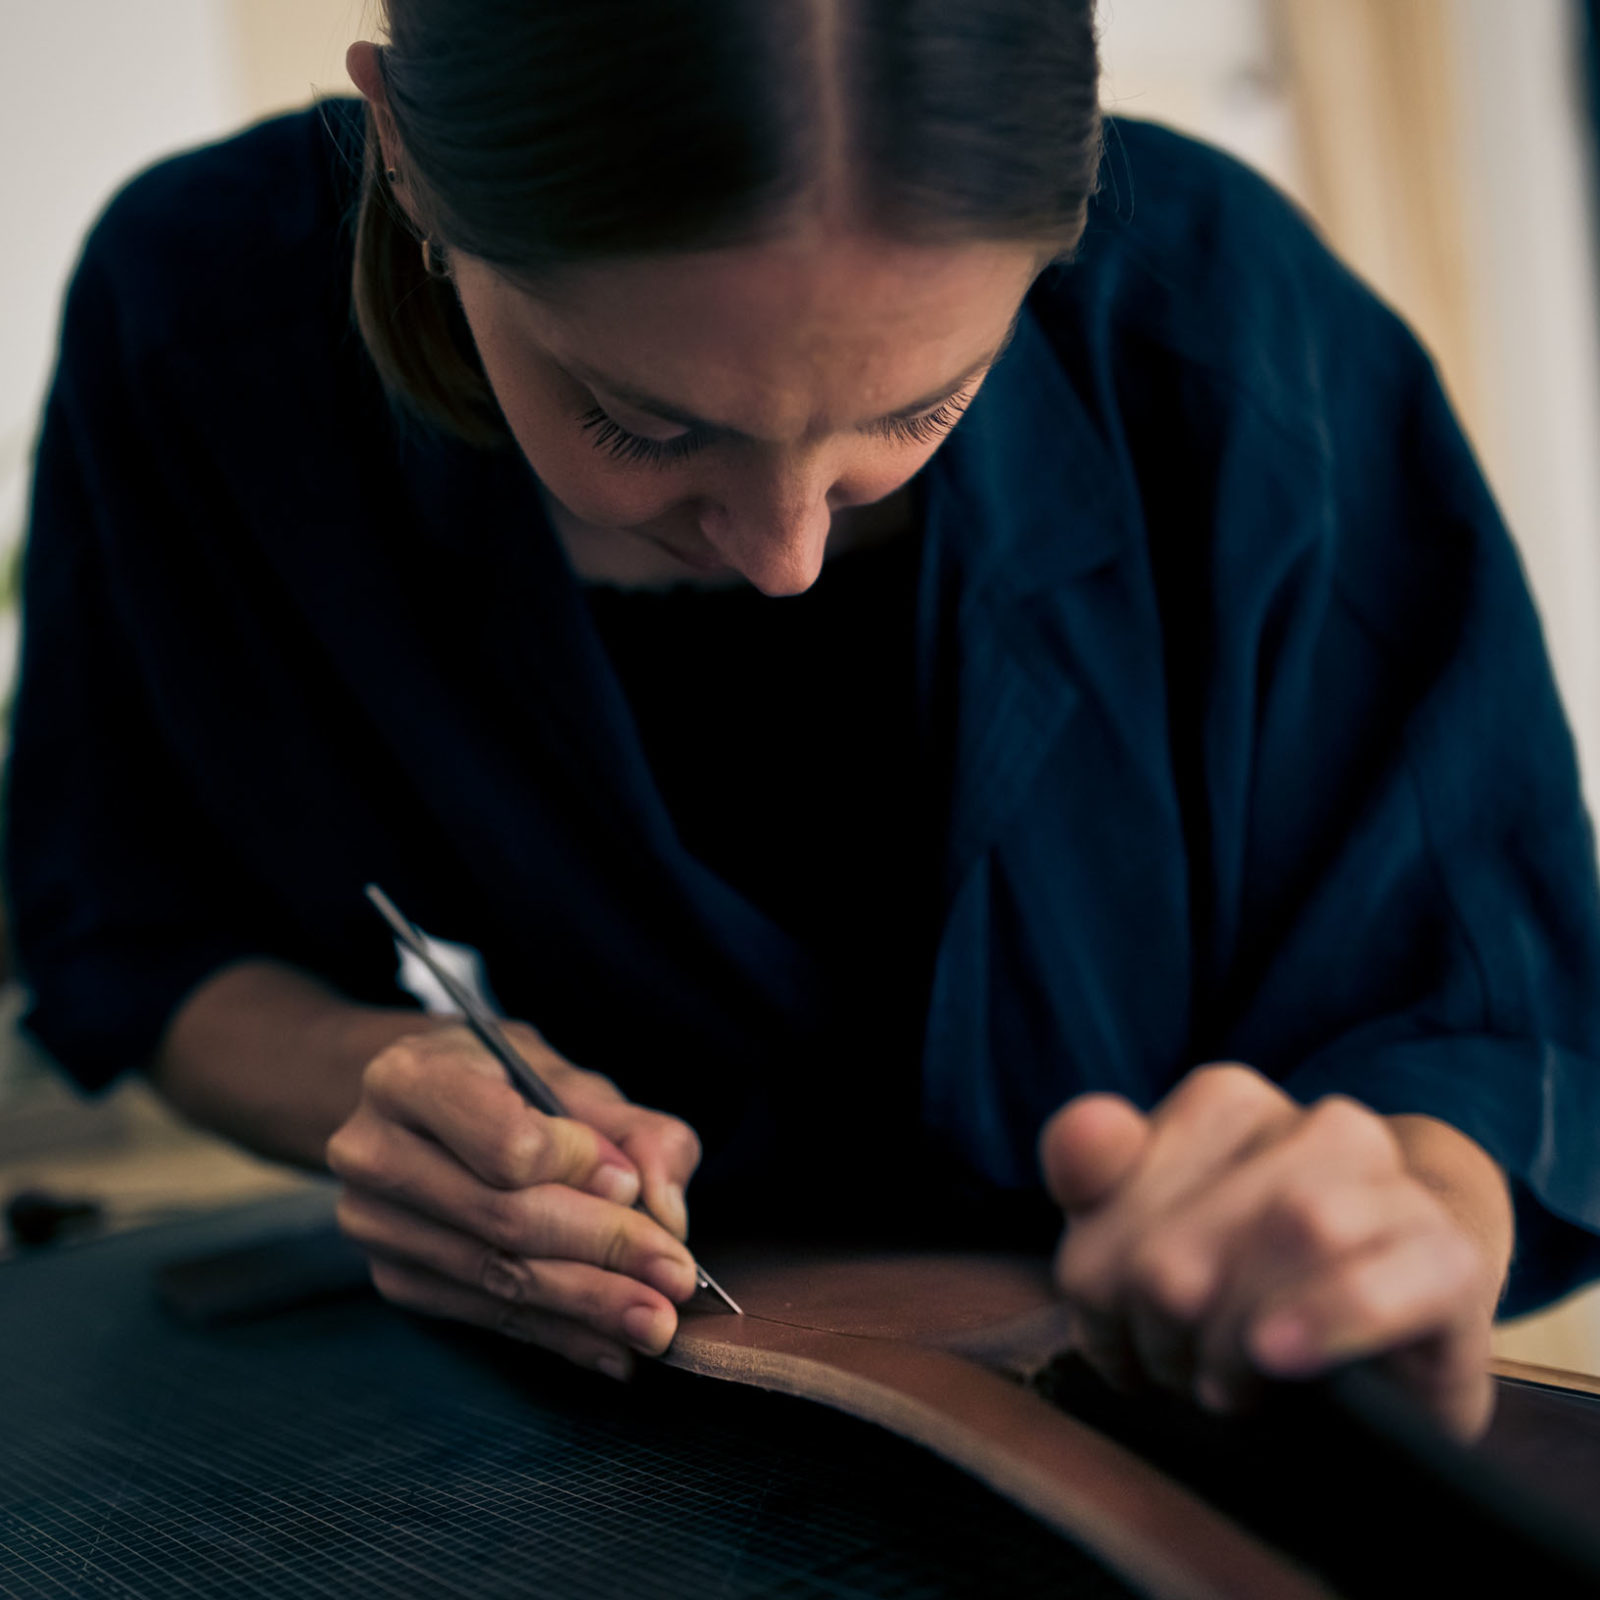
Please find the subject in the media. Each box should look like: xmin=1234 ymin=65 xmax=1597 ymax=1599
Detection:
xmin=0 ymin=1190 xmax=1137 ymax=1599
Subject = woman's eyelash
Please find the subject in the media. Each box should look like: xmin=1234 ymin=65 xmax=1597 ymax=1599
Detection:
xmin=883 ymin=392 xmax=975 ymax=446
xmin=576 ymin=406 xmax=704 ymax=466
xmin=575 ymin=390 xmax=977 ymax=467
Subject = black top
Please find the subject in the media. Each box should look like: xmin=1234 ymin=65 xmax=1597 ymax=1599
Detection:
xmin=584 ymin=531 xmax=937 ymax=1193
xmin=10 ymin=99 xmax=1600 ymax=1303
xmin=584 ymin=531 xmax=932 ymax=965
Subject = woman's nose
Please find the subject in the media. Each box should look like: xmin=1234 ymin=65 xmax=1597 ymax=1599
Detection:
xmin=696 ymin=481 xmax=837 ymax=596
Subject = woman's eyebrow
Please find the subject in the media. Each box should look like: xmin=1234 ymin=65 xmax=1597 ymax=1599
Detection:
xmin=568 ymin=309 xmax=1023 ymax=438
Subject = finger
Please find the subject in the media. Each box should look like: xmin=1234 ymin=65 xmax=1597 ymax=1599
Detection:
xmin=1247 ymin=1221 xmax=1482 ymax=1375
xmin=1245 ymin=1224 xmax=1489 ymax=1436
xmin=1171 ymin=1100 xmax=1408 ymax=1298
xmin=1190 ymin=1176 xmax=1436 ymax=1412
xmin=603 ymin=1110 xmax=702 ymax=1242
xmin=328 ymin=1113 xmax=697 ymax=1299
xmin=336 ymin=1189 xmax=680 ymax=1354
xmin=1053 ymin=1068 xmax=1309 ymax=1324
xmin=1115 ymin=1108 xmax=1412 ymax=1406
xmin=496 ymin=1028 xmax=702 ymax=1234
xmin=1254 ymin=1228 xmax=1491 ymax=1446
xmin=1378 ymin=1328 xmax=1497 ymax=1442
xmin=359 ymin=1034 xmax=640 ymax=1205
xmin=628 ymin=1126 xmax=700 ymax=1243
xmin=1040 ymin=1094 xmax=1150 ymax=1215
xmin=1122 ymin=1244 xmax=1207 ymax=1399
xmin=364 ymin=1253 xmax=638 ymax=1380
xmin=1052 ymin=1073 xmax=1361 ymax=1405
xmin=1129 ymin=1064 xmax=1303 ymax=1214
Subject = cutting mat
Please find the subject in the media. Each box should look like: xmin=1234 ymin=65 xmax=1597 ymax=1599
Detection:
xmin=0 ymin=1190 xmax=1136 ymax=1599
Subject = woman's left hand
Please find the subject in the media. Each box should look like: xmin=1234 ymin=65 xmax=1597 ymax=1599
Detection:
xmin=1038 ymin=1063 xmax=1513 ymax=1440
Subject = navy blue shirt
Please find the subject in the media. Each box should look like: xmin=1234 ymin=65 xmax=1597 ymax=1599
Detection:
xmin=11 ymin=99 xmax=1600 ymax=1308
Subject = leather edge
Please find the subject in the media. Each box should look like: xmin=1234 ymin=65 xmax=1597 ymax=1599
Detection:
xmin=665 ymin=1319 xmax=1337 ymax=1600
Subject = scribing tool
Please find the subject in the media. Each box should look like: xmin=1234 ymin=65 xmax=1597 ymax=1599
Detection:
xmin=364 ymin=883 xmax=743 ymax=1315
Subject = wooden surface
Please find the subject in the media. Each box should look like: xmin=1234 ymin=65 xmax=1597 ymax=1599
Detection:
xmin=0 ymin=1075 xmax=316 ymax=1263
xmin=667 ymin=1250 xmax=1334 ymax=1600
xmin=1492 ymin=1356 xmax=1600 ymax=1400
xmin=1492 ymin=1288 xmax=1600 ymax=1376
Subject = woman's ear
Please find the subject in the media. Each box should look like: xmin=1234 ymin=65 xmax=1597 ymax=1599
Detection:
xmin=346 ymin=40 xmax=423 ymax=232
xmin=345 ymin=39 xmax=386 ymax=106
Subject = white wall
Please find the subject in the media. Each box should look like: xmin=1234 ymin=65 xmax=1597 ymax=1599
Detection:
xmin=1098 ymin=0 xmax=1307 ymax=203
xmin=1449 ymin=0 xmax=1600 ymax=813
xmin=0 ymin=0 xmax=359 ymax=705
xmin=228 ymin=0 xmax=363 ymax=123
xmin=0 ymin=2 xmax=235 ymax=577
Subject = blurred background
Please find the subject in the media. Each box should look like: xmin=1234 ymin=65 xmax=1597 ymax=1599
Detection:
xmin=1 ymin=0 xmax=1599 ymax=1368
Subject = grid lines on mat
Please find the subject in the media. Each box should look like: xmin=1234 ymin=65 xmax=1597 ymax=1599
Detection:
xmin=0 ymin=1285 xmax=1136 ymax=1600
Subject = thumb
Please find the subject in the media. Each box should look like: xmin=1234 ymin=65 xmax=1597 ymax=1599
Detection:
xmin=1039 ymin=1093 xmax=1150 ymax=1216
xmin=569 ymin=1087 xmax=702 ymax=1243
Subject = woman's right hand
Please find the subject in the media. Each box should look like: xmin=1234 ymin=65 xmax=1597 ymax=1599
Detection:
xmin=326 ymin=1020 xmax=704 ymax=1381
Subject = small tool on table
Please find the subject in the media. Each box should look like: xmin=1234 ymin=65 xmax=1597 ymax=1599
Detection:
xmin=364 ymin=883 xmax=742 ymax=1315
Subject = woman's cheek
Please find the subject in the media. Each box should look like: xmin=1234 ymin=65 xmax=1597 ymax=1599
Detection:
xmin=527 ymin=434 xmax=672 ymax=525
xmin=497 ymin=398 xmax=682 ymax=529
xmin=844 ymin=452 xmax=932 ymax=507
xmin=466 ymin=333 xmax=677 ymax=526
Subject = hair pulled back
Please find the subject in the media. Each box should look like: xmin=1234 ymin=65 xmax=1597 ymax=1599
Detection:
xmin=352 ymin=0 xmax=1102 ymax=445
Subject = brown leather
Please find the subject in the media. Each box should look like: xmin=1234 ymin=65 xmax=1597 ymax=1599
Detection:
xmin=667 ymin=1250 xmax=1335 ymax=1600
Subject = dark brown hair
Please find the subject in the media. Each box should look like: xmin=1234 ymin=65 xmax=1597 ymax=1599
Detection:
xmin=351 ymin=0 xmax=1102 ymax=447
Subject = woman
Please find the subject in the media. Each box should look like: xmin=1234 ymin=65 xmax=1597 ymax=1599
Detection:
xmin=9 ymin=0 xmax=1600 ymax=1440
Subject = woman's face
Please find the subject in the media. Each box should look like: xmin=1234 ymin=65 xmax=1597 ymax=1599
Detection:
xmin=450 ymin=231 xmax=1045 ymax=595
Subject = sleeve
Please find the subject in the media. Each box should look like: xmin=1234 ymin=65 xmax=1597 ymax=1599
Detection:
xmin=1178 ymin=271 xmax=1600 ymax=1317
xmin=2 ymin=223 xmax=283 ymax=1091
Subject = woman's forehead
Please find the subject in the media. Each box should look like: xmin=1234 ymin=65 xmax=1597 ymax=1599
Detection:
xmin=475 ymin=232 xmax=1042 ymax=433
xmin=533 ymin=227 xmax=1040 ymax=330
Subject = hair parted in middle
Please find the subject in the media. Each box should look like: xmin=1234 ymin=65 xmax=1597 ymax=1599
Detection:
xmin=351 ymin=0 xmax=1103 ymax=446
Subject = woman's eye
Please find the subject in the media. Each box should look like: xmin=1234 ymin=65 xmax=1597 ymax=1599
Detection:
xmin=871 ymin=391 xmax=977 ymax=448
xmin=576 ymin=405 xmax=704 ymax=467
xmin=576 ymin=384 xmax=979 ymax=468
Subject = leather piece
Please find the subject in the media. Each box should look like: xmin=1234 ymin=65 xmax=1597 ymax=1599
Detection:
xmin=686 ymin=1246 xmax=1063 ymax=1346
xmin=668 ymin=1250 xmax=1334 ymax=1600
xmin=669 ymin=1254 xmax=1600 ymax=1597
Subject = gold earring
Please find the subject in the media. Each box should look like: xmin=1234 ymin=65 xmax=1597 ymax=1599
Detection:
xmin=421 ymin=237 xmax=450 ymax=279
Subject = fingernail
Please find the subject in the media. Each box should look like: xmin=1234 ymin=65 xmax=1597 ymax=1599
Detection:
xmin=1194 ymin=1372 xmax=1232 ymax=1413
xmin=592 ymin=1164 xmax=640 ymax=1207
xmin=641 ymin=1254 xmax=696 ymax=1301
xmin=657 ymin=1183 xmax=688 ymax=1240
xmin=622 ymin=1303 xmax=674 ymax=1353
xmin=595 ymin=1353 xmax=632 ymax=1382
xmin=1252 ymin=1312 xmax=1314 ymax=1372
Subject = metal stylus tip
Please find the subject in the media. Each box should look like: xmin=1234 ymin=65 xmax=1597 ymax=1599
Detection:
xmin=695 ymin=1266 xmax=743 ymax=1315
